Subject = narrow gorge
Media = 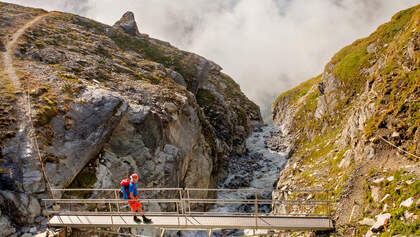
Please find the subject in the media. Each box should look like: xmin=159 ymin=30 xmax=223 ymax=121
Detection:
xmin=0 ymin=2 xmax=419 ymax=237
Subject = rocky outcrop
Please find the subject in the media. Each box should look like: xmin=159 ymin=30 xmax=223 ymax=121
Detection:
xmin=95 ymin=96 xmax=214 ymax=198
xmin=0 ymin=2 xmax=262 ymax=234
xmin=44 ymin=87 xmax=127 ymax=190
xmin=113 ymin=11 xmax=142 ymax=37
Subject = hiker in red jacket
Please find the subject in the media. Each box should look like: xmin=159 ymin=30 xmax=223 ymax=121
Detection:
xmin=121 ymin=173 xmax=152 ymax=223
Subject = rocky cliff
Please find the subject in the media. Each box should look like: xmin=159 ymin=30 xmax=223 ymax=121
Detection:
xmin=0 ymin=2 xmax=262 ymax=236
xmin=272 ymin=5 xmax=419 ymax=236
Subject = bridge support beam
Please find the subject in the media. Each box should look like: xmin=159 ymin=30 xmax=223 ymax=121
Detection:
xmin=207 ymin=229 xmax=212 ymax=237
xmin=64 ymin=227 xmax=71 ymax=237
xmin=159 ymin=228 xmax=165 ymax=237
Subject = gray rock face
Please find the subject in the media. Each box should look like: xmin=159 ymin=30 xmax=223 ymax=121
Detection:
xmin=0 ymin=191 xmax=41 ymax=225
xmin=167 ymin=69 xmax=187 ymax=87
xmin=113 ymin=11 xmax=141 ymax=37
xmin=23 ymin=170 xmax=44 ymax=193
xmin=0 ymin=216 xmax=15 ymax=236
xmin=95 ymin=99 xmax=213 ymax=200
xmin=32 ymin=47 xmax=67 ymax=64
xmin=45 ymin=87 xmax=127 ymax=189
xmin=314 ymin=71 xmax=344 ymax=120
xmin=366 ymin=43 xmax=376 ymax=54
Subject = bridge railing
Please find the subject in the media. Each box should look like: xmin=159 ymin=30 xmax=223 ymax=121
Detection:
xmin=42 ymin=188 xmax=332 ymax=218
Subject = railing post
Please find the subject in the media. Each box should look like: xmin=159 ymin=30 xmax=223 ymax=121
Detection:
xmin=43 ymin=200 xmax=49 ymax=220
xmin=326 ymin=190 xmax=330 ymax=217
xmin=179 ymin=189 xmax=187 ymax=224
xmin=114 ymin=190 xmax=120 ymax=213
xmin=187 ymin=189 xmax=191 ymax=215
xmin=254 ymin=190 xmax=258 ymax=236
xmin=108 ymin=200 xmax=114 ymax=226
xmin=176 ymin=201 xmax=180 ymax=226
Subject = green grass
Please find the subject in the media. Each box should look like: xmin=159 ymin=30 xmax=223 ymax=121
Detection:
xmin=273 ymin=75 xmax=321 ymax=109
xmin=332 ymin=39 xmax=373 ymax=89
xmin=0 ymin=72 xmax=17 ymax=141
xmin=107 ymin=29 xmax=196 ymax=87
xmin=57 ymin=73 xmax=79 ymax=83
xmin=293 ymin=88 xmax=322 ymax=132
xmin=36 ymin=105 xmax=57 ymax=126
xmin=196 ymin=89 xmax=215 ymax=106
xmin=233 ymin=106 xmax=248 ymax=127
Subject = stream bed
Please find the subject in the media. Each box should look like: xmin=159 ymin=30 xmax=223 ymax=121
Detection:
xmin=182 ymin=125 xmax=289 ymax=237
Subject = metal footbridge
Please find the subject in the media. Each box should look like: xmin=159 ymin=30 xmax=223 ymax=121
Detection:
xmin=43 ymin=188 xmax=334 ymax=236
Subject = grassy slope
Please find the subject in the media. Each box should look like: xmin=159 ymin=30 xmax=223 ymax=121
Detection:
xmin=273 ymin=5 xmax=420 ymax=236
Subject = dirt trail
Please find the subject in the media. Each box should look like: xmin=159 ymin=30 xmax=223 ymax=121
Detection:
xmin=4 ymin=14 xmax=51 ymax=89
xmin=335 ymin=149 xmax=420 ymax=227
xmin=2 ymin=12 xmax=53 ymax=193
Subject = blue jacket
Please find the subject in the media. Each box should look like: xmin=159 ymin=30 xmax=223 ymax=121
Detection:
xmin=122 ymin=181 xmax=138 ymax=200
xmin=129 ymin=181 xmax=138 ymax=197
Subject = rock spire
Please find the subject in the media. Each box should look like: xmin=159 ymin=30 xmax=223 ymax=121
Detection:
xmin=113 ymin=11 xmax=141 ymax=37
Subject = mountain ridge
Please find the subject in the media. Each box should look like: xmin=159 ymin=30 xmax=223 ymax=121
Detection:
xmin=272 ymin=4 xmax=419 ymax=236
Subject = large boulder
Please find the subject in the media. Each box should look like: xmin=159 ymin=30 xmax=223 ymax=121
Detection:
xmin=45 ymin=87 xmax=127 ymax=190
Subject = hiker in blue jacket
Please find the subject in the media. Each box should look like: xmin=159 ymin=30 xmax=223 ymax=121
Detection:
xmin=121 ymin=173 xmax=152 ymax=223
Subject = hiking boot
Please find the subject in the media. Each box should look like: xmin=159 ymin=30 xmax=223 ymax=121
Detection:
xmin=142 ymin=215 xmax=152 ymax=224
xmin=133 ymin=216 xmax=142 ymax=223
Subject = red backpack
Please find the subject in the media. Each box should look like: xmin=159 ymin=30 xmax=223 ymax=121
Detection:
xmin=120 ymin=178 xmax=131 ymax=195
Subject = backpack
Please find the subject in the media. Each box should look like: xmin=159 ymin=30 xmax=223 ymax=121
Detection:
xmin=120 ymin=178 xmax=131 ymax=197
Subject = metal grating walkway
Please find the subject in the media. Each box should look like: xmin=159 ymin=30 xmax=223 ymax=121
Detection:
xmin=49 ymin=214 xmax=333 ymax=231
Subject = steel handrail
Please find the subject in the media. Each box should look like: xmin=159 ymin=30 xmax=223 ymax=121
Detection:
xmin=45 ymin=210 xmax=331 ymax=217
xmin=184 ymin=188 xmax=329 ymax=193
xmin=43 ymin=198 xmax=182 ymax=204
xmin=43 ymin=198 xmax=331 ymax=206
xmin=51 ymin=188 xmax=183 ymax=191
xmin=45 ymin=211 xmax=181 ymax=216
xmin=50 ymin=188 xmax=329 ymax=193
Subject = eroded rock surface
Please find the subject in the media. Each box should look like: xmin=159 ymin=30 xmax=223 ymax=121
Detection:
xmin=0 ymin=2 xmax=262 ymax=234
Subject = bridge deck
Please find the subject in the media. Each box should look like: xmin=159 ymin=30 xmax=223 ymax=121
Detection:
xmin=49 ymin=215 xmax=334 ymax=231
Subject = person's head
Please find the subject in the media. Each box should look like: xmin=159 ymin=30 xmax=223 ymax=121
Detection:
xmin=130 ymin=173 xmax=138 ymax=183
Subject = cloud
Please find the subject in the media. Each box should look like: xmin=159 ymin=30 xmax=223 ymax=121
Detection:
xmin=5 ymin=0 xmax=418 ymax=121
